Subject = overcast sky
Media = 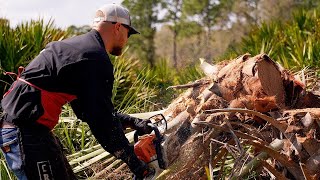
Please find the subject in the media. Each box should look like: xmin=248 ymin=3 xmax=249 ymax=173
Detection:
xmin=0 ymin=0 xmax=122 ymax=29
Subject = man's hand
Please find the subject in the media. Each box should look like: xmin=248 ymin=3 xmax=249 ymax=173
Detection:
xmin=135 ymin=119 xmax=153 ymax=136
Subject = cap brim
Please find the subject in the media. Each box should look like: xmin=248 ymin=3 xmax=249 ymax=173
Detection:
xmin=128 ymin=26 xmax=140 ymax=36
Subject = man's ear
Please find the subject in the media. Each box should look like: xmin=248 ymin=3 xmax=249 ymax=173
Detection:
xmin=114 ymin=22 xmax=121 ymax=34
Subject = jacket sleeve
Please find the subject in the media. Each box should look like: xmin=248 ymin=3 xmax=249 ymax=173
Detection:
xmin=67 ymin=59 xmax=145 ymax=175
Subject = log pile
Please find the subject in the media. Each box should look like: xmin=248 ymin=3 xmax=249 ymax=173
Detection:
xmin=156 ymin=54 xmax=320 ymax=179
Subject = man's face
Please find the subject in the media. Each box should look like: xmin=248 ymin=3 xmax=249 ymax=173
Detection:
xmin=110 ymin=23 xmax=129 ymax=56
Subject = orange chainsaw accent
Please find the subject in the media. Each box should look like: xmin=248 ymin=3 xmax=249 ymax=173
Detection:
xmin=134 ymin=134 xmax=157 ymax=163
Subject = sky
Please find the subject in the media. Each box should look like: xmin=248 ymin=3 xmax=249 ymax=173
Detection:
xmin=0 ymin=0 xmax=122 ymax=29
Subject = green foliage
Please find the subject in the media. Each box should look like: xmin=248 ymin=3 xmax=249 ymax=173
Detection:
xmin=0 ymin=19 xmax=70 ymax=94
xmin=0 ymin=152 xmax=16 ymax=180
xmin=225 ymin=8 xmax=320 ymax=71
xmin=183 ymin=0 xmax=234 ymax=28
xmin=111 ymin=49 xmax=157 ymax=113
xmin=175 ymin=21 xmax=203 ymax=38
xmin=141 ymin=59 xmax=176 ymax=107
xmin=176 ymin=64 xmax=205 ymax=84
xmin=239 ymin=21 xmax=281 ymax=56
xmin=138 ymin=59 xmax=204 ymax=107
xmin=148 ymin=59 xmax=175 ymax=86
xmin=54 ymin=105 xmax=97 ymax=155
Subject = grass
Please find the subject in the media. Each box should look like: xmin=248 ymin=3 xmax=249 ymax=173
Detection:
xmin=0 ymin=153 xmax=16 ymax=180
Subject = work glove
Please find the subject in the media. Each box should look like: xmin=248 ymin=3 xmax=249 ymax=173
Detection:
xmin=134 ymin=119 xmax=153 ymax=136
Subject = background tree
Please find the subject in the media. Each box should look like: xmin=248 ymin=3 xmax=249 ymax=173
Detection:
xmin=183 ymin=0 xmax=234 ymax=60
xmin=122 ymin=0 xmax=163 ymax=67
xmin=161 ymin=0 xmax=184 ymax=69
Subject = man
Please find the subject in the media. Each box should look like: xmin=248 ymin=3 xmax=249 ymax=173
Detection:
xmin=0 ymin=3 xmax=153 ymax=180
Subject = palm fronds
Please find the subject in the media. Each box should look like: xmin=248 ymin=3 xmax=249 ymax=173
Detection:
xmin=0 ymin=19 xmax=70 ymax=93
xmin=229 ymin=9 xmax=320 ymax=73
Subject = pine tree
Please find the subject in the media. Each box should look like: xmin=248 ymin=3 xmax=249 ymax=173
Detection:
xmin=122 ymin=0 xmax=163 ymax=67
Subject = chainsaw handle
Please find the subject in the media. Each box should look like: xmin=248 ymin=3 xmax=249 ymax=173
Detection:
xmin=134 ymin=123 xmax=162 ymax=143
xmin=149 ymin=114 xmax=167 ymax=132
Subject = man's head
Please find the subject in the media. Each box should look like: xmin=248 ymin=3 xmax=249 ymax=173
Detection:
xmin=92 ymin=4 xmax=139 ymax=56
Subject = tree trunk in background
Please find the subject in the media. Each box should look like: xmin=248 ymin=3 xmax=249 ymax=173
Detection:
xmin=146 ymin=31 xmax=156 ymax=67
xmin=205 ymin=4 xmax=212 ymax=61
xmin=122 ymin=0 xmax=161 ymax=67
xmin=205 ymin=26 xmax=212 ymax=61
xmin=163 ymin=0 xmax=183 ymax=69
xmin=173 ymin=27 xmax=177 ymax=69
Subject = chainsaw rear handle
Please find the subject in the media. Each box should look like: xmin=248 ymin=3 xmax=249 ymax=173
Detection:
xmin=134 ymin=123 xmax=162 ymax=143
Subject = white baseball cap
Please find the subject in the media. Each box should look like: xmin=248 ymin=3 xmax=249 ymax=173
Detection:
xmin=94 ymin=4 xmax=140 ymax=36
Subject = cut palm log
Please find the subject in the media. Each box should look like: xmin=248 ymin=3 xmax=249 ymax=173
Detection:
xmin=156 ymin=54 xmax=320 ymax=179
xmin=84 ymin=54 xmax=320 ymax=179
xmin=256 ymin=54 xmax=286 ymax=108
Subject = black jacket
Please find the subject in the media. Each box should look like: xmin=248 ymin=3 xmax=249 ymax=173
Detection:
xmin=1 ymin=29 xmax=144 ymax=173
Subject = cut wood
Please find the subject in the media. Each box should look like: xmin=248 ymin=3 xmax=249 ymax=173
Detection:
xmin=166 ymin=79 xmax=211 ymax=90
xmin=155 ymin=54 xmax=320 ymax=179
xmin=257 ymin=54 xmax=286 ymax=108
xmin=87 ymin=54 xmax=320 ymax=179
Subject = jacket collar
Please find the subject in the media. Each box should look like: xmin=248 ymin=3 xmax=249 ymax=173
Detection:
xmin=91 ymin=29 xmax=105 ymax=50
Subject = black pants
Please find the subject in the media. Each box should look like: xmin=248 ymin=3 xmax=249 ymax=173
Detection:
xmin=19 ymin=123 xmax=77 ymax=180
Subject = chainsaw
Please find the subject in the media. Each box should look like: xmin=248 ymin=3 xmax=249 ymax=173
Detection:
xmin=134 ymin=113 xmax=193 ymax=179
xmin=134 ymin=114 xmax=168 ymax=180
